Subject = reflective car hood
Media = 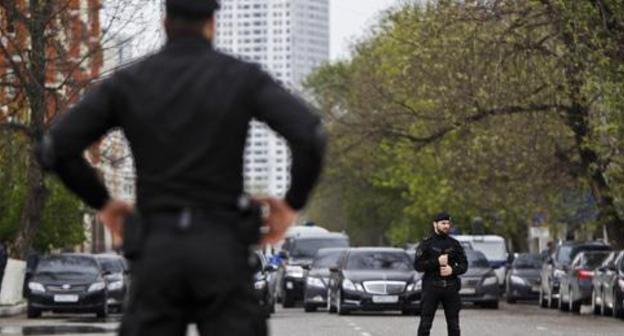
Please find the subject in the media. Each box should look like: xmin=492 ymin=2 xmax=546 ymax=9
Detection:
xmin=463 ymin=267 xmax=492 ymax=278
xmin=511 ymin=269 xmax=540 ymax=279
xmin=343 ymin=270 xmax=417 ymax=282
xmin=308 ymin=268 xmax=331 ymax=278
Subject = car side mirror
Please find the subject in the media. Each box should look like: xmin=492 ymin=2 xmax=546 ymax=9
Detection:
xmin=329 ymin=267 xmax=339 ymax=273
xmin=302 ymin=264 xmax=311 ymax=271
xmin=102 ymin=271 xmax=112 ymax=276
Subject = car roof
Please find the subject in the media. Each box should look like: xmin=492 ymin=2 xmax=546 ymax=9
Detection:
xmin=347 ymin=247 xmax=407 ymax=253
xmin=452 ymin=235 xmax=505 ymax=242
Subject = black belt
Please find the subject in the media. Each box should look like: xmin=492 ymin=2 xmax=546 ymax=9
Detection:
xmin=428 ymin=278 xmax=458 ymax=288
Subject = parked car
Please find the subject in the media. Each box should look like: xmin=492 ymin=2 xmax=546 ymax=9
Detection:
xmin=558 ymin=251 xmax=611 ymax=313
xmin=540 ymin=241 xmax=612 ymax=309
xmin=459 ymin=250 xmax=499 ymax=309
xmin=327 ymin=247 xmax=421 ymax=316
xmin=592 ymin=250 xmax=624 ymax=317
xmin=453 ymin=235 xmax=508 ymax=286
xmin=27 ymin=254 xmax=110 ymax=318
xmin=95 ymin=254 xmax=129 ymax=313
xmin=303 ymin=247 xmax=347 ymax=312
xmin=505 ymin=253 xmax=542 ymax=303
xmin=275 ymin=232 xmax=349 ymax=308
xmin=251 ymin=251 xmax=276 ymax=317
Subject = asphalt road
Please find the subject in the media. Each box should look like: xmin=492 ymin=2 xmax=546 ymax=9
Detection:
xmin=0 ymin=303 xmax=622 ymax=336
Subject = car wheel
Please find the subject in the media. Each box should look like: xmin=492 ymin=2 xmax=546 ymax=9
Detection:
xmin=337 ymin=290 xmax=349 ymax=315
xmin=539 ymin=287 xmax=548 ymax=308
xmin=282 ymin=292 xmax=294 ymax=308
xmin=27 ymin=306 xmax=41 ymax=319
xmin=613 ymin=289 xmax=624 ymax=318
xmin=592 ymin=289 xmax=601 ymax=316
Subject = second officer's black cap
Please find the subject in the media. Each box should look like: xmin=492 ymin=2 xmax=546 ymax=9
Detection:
xmin=166 ymin=0 xmax=220 ymax=19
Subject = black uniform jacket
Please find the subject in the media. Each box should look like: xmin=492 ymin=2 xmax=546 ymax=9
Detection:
xmin=414 ymin=233 xmax=468 ymax=284
xmin=40 ymin=36 xmax=327 ymax=213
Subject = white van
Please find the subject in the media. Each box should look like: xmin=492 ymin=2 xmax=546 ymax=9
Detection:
xmin=452 ymin=235 xmax=509 ymax=286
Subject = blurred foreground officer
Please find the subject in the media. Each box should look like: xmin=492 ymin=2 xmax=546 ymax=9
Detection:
xmin=37 ymin=0 xmax=326 ymax=335
xmin=414 ymin=213 xmax=468 ymax=336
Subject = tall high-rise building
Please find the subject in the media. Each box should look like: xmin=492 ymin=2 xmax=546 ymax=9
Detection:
xmin=214 ymin=0 xmax=329 ymax=197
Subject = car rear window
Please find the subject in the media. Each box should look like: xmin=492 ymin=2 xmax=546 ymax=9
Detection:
xmin=578 ymin=252 xmax=610 ymax=268
xmin=291 ymin=238 xmax=349 ymax=258
xmin=512 ymin=254 xmax=542 ymax=269
xmin=346 ymin=251 xmax=412 ymax=271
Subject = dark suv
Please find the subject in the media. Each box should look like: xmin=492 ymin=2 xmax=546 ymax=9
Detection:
xmin=540 ymin=241 xmax=611 ymax=309
xmin=275 ymin=233 xmax=349 ymax=308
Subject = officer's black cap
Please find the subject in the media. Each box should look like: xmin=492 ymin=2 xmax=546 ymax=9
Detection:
xmin=166 ymin=0 xmax=220 ymax=19
xmin=433 ymin=212 xmax=452 ymax=222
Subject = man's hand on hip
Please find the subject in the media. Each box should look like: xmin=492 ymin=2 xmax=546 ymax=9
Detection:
xmin=98 ymin=199 xmax=133 ymax=245
xmin=255 ymin=197 xmax=297 ymax=245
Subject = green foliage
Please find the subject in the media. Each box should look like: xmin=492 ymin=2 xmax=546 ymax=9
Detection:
xmin=305 ymin=0 xmax=624 ymax=249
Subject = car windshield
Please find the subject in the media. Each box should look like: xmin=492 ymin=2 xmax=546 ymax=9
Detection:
xmin=471 ymin=241 xmax=507 ymax=261
xmin=36 ymin=256 xmax=99 ymax=275
xmin=346 ymin=251 xmax=412 ymax=271
xmin=512 ymin=254 xmax=542 ymax=269
xmin=312 ymin=250 xmax=344 ymax=268
xmin=290 ymin=238 xmax=349 ymax=258
xmin=466 ymin=251 xmax=490 ymax=268
xmin=579 ymin=252 xmax=610 ymax=268
xmin=556 ymin=246 xmax=574 ymax=264
xmin=98 ymin=258 xmax=124 ymax=273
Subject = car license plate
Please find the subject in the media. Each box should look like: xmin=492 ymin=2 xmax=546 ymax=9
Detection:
xmin=459 ymin=288 xmax=476 ymax=295
xmin=372 ymin=295 xmax=398 ymax=304
xmin=54 ymin=295 xmax=79 ymax=303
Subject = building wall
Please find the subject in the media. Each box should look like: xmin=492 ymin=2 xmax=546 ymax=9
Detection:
xmin=214 ymin=0 xmax=329 ymax=197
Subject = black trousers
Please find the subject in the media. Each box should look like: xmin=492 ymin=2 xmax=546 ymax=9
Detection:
xmin=118 ymin=211 xmax=267 ymax=336
xmin=417 ymin=282 xmax=461 ymax=336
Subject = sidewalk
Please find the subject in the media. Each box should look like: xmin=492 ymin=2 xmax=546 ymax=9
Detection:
xmin=0 ymin=302 xmax=26 ymax=317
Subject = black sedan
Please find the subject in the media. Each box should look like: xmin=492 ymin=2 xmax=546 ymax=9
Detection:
xmin=27 ymin=254 xmax=110 ymax=318
xmin=559 ymin=250 xmax=610 ymax=313
xmin=592 ymin=250 xmax=624 ymax=318
xmin=95 ymin=254 xmax=129 ymax=313
xmin=251 ymin=251 xmax=276 ymax=317
xmin=327 ymin=248 xmax=421 ymax=315
xmin=505 ymin=253 xmax=542 ymax=303
xmin=459 ymin=250 xmax=499 ymax=309
xmin=303 ymin=247 xmax=347 ymax=312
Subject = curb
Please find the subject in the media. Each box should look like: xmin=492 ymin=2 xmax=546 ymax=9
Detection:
xmin=0 ymin=302 xmax=26 ymax=317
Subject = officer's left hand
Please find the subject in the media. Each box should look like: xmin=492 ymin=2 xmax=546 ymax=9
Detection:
xmin=255 ymin=197 xmax=297 ymax=245
xmin=440 ymin=265 xmax=453 ymax=277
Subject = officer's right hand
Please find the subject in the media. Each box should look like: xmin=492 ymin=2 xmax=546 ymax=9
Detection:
xmin=255 ymin=197 xmax=297 ymax=245
xmin=438 ymin=254 xmax=448 ymax=266
xmin=98 ymin=199 xmax=133 ymax=246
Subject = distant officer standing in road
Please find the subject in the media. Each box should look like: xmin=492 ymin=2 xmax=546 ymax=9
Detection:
xmin=414 ymin=212 xmax=468 ymax=336
xmin=37 ymin=0 xmax=326 ymax=335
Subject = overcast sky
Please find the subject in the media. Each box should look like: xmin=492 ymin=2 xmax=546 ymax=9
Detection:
xmin=330 ymin=0 xmax=399 ymax=60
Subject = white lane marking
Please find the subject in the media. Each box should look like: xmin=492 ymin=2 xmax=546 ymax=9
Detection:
xmin=536 ymin=326 xmax=547 ymax=331
xmin=354 ymin=326 xmax=361 ymax=331
xmin=361 ymin=333 xmax=372 ymax=336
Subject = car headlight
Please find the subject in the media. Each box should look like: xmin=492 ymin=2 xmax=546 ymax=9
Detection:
xmin=88 ymin=282 xmax=106 ymax=292
xmin=286 ymin=265 xmax=304 ymax=278
xmin=254 ymin=280 xmax=267 ymax=290
xmin=510 ymin=275 xmax=527 ymax=286
xmin=407 ymin=280 xmax=422 ymax=292
xmin=482 ymin=276 xmax=498 ymax=286
xmin=355 ymin=283 xmax=364 ymax=292
xmin=306 ymin=277 xmax=325 ymax=288
xmin=107 ymin=281 xmax=124 ymax=291
xmin=28 ymin=282 xmax=46 ymax=293
xmin=553 ymin=269 xmax=566 ymax=279
xmin=342 ymin=279 xmax=356 ymax=291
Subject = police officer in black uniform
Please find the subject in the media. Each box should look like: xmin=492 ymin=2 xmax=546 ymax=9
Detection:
xmin=37 ymin=1 xmax=326 ymax=335
xmin=414 ymin=212 xmax=468 ymax=336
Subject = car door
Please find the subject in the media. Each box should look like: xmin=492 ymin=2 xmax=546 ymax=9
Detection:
xmin=606 ymin=252 xmax=624 ymax=308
